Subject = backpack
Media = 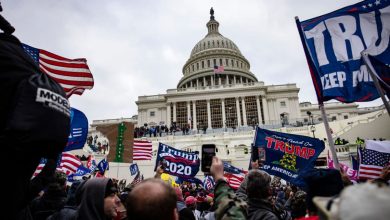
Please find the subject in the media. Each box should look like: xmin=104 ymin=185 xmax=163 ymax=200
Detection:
xmin=0 ymin=33 xmax=70 ymax=158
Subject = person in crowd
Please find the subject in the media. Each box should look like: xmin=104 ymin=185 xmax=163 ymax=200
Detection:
xmin=302 ymin=168 xmax=344 ymax=217
xmin=210 ymin=156 xmax=247 ymax=220
xmin=30 ymin=171 xmax=68 ymax=220
xmin=246 ymin=170 xmax=291 ymax=220
xmin=175 ymin=187 xmax=196 ymax=220
xmin=126 ymin=178 xmax=179 ymax=220
xmin=75 ymin=178 xmax=120 ymax=220
xmin=185 ymin=196 xmax=197 ymax=219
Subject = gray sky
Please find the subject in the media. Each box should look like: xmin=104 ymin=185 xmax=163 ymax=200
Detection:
xmin=3 ymin=0 xmax=382 ymax=121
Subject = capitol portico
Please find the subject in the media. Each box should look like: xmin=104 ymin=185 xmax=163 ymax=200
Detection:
xmin=136 ymin=9 xmax=301 ymax=130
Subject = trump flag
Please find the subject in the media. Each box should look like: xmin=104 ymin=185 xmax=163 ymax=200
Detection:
xmin=253 ymin=127 xmax=324 ymax=187
xmin=297 ymin=0 xmax=390 ymax=103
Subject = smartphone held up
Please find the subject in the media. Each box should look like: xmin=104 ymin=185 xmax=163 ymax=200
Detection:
xmin=201 ymin=144 xmax=216 ymax=174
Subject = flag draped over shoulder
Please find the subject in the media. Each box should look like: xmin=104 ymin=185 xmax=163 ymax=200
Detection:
xmin=254 ymin=127 xmax=324 ymax=187
xmin=133 ymin=140 xmax=153 ymax=160
xmin=297 ymin=0 xmax=390 ymax=103
xmin=358 ymin=140 xmax=390 ymax=180
xmin=22 ymin=44 xmax=94 ymax=97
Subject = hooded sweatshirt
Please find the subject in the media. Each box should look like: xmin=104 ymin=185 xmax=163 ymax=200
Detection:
xmin=76 ymin=178 xmax=111 ymax=220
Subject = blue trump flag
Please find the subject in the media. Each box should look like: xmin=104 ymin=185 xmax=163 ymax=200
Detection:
xmin=154 ymin=143 xmax=200 ymax=178
xmin=254 ymin=127 xmax=324 ymax=187
xmin=130 ymin=163 xmax=139 ymax=176
xmin=296 ymin=0 xmax=390 ymax=103
xmin=176 ymin=176 xmax=203 ymax=185
xmin=64 ymin=108 xmax=89 ymax=151
xmin=97 ymin=158 xmax=109 ymax=174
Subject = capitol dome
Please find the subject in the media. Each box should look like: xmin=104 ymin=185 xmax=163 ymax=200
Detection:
xmin=177 ymin=8 xmax=258 ymax=89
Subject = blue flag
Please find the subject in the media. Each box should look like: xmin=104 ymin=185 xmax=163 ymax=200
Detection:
xmin=176 ymin=176 xmax=203 ymax=185
xmin=97 ymin=159 xmax=109 ymax=174
xmin=130 ymin=163 xmax=139 ymax=176
xmin=254 ymin=127 xmax=324 ymax=187
xmin=223 ymin=162 xmax=243 ymax=174
xmin=64 ymin=108 xmax=89 ymax=151
xmin=154 ymin=143 xmax=200 ymax=178
xmin=297 ymin=0 xmax=390 ymax=103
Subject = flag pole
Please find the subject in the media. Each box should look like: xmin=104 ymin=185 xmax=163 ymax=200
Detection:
xmin=361 ymin=52 xmax=390 ymax=116
xmin=320 ymin=104 xmax=340 ymax=169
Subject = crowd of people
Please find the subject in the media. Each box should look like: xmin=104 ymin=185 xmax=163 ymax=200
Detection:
xmin=134 ymin=123 xmax=193 ymax=138
xmin=16 ymin=156 xmax=390 ymax=220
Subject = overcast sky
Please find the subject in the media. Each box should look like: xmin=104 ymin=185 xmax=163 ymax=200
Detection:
xmin=3 ymin=0 xmax=382 ymax=121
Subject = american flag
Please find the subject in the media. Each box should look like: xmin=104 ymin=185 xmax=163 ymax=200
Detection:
xmin=22 ymin=44 xmax=94 ymax=97
xmin=133 ymin=140 xmax=153 ymax=160
xmin=203 ymin=175 xmax=215 ymax=191
xmin=214 ymin=65 xmax=224 ymax=73
xmin=32 ymin=158 xmax=47 ymax=178
xmin=224 ymin=172 xmax=245 ymax=189
xmin=130 ymin=171 xmax=144 ymax=186
xmin=358 ymin=148 xmax=390 ymax=180
xmin=59 ymin=152 xmax=82 ymax=175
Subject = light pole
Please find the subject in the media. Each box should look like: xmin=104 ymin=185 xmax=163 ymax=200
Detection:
xmin=310 ymin=125 xmax=316 ymax=138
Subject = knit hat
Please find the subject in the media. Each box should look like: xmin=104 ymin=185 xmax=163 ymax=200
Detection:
xmin=302 ymin=168 xmax=343 ymax=212
xmin=185 ymin=196 xmax=196 ymax=206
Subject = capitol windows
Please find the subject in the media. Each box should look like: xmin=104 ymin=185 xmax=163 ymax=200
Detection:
xmin=196 ymin=63 xmax=199 ymax=70
xmin=192 ymin=65 xmax=194 ymax=72
xmin=213 ymin=59 xmax=216 ymax=66
xmin=212 ymin=40 xmax=215 ymax=47
xmin=245 ymin=96 xmax=258 ymax=126
xmin=219 ymin=59 xmax=223 ymax=66
xmin=236 ymin=60 xmax=239 ymax=67
xmin=225 ymin=98 xmax=237 ymax=128
xmin=280 ymin=101 xmax=286 ymax=107
xmin=196 ymin=100 xmax=208 ymax=129
xmin=217 ymin=40 xmax=219 ymax=46
xmin=221 ymin=41 xmax=224 ymax=47
xmin=207 ymin=60 xmax=210 ymax=68
xmin=231 ymin=59 xmax=234 ymax=67
xmin=202 ymin=61 xmax=204 ymax=68
xmin=176 ymin=102 xmax=188 ymax=129
xmin=344 ymin=115 xmax=348 ymax=119
xmin=210 ymin=99 xmax=222 ymax=128
xmin=150 ymin=111 xmax=155 ymax=117
xmin=208 ymin=41 xmax=210 ymax=47
xmin=226 ymin=59 xmax=229 ymax=66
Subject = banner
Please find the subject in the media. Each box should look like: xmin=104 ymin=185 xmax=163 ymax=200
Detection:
xmin=297 ymin=0 xmax=390 ymax=103
xmin=154 ymin=143 xmax=200 ymax=178
xmin=97 ymin=158 xmax=109 ymax=174
xmin=253 ymin=127 xmax=324 ymax=186
xmin=64 ymin=108 xmax=89 ymax=152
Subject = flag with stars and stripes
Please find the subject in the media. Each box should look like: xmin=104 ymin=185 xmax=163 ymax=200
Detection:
xmin=203 ymin=175 xmax=215 ymax=191
xmin=59 ymin=152 xmax=82 ymax=175
xmin=133 ymin=140 xmax=153 ymax=160
xmin=22 ymin=44 xmax=94 ymax=97
xmin=358 ymin=148 xmax=390 ymax=180
xmin=32 ymin=158 xmax=47 ymax=178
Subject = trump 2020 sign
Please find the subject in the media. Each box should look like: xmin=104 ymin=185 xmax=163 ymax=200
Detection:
xmin=297 ymin=0 xmax=390 ymax=103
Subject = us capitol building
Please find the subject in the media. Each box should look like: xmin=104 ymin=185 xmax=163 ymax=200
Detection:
xmin=86 ymin=9 xmax=389 ymax=180
xmin=136 ymin=9 xmax=302 ymax=131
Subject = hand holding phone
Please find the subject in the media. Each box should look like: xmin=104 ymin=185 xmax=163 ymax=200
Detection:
xmin=201 ymin=144 xmax=216 ymax=174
